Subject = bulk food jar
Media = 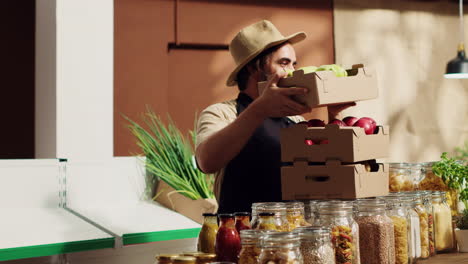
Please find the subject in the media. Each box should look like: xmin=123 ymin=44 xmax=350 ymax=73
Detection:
xmin=317 ymin=201 xmax=360 ymax=264
xmin=239 ymin=229 xmax=272 ymax=264
xmin=304 ymin=200 xmax=319 ymax=225
xmin=398 ymin=195 xmax=422 ymax=260
xmin=383 ymin=196 xmax=411 ymax=264
xmin=251 ymin=202 xmax=289 ymax=231
xmin=215 ymin=214 xmax=241 ymax=263
xmin=294 ymin=226 xmax=335 ymax=264
xmin=355 ymin=199 xmax=395 ymax=264
xmin=406 ymin=192 xmax=430 ymax=259
xmin=285 ymin=201 xmax=311 ymax=230
xmin=197 ymin=213 xmax=218 ymax=253
xmin=258 ymin=232 xmax=303 ymax=264
xmin=431 ymin=191 xmax=454 ymax=252
xmin=420 ymin=191 xmax=436 ymax=256
xmin=389 ymin=163 xmax=413 ymax=192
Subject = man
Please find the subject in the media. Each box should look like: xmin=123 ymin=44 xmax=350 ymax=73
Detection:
xmin=195 ymin=20 xmax=353 ymax=213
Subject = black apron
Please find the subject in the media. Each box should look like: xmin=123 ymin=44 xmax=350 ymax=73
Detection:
xmin=217 ymin=92 xmax=297 ymax=214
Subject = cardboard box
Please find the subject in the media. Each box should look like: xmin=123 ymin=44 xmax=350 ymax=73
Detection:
xmin=281 ymin=160 xmax=389 ymax=200
xmin=281 ymin=124 xmax=389 ymax=163
xmin=257 ymin=64 xmax=378 ymax=107
xmin=155 ymin=181 xmax=218 ymax=224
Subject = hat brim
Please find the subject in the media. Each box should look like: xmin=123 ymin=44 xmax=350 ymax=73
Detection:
xmin=226 ymin=31 xmax=307 ymax=87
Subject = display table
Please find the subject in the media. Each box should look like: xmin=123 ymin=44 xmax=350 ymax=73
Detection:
xmin=418 ymin=252 xmax=468 ymax=263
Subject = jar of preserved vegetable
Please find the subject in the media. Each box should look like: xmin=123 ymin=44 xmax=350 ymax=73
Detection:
xmin=383 ymin=196 xmax=411 ymax=264
xmin=255 ymin=212 xmax=279 ymax=231
xmin=421 ymin=191 xmax=436 ymax=256
xmin=317 ymin=201 xmax=360 ymax=264
xmin=294 ymin=226 xmax=335 ymax=264
xmin=258 ymin=232 xmax=303 ymax=264
xmin=355 ymin=199 xmax=395 ymax=264
xmin=156 ymin=254 xmax=179 ymax=264
xmin=252 ymin=203 xmax=289 ymax=231
xmin=238 ymin=229 xmax=270 ymax=264
xmin=215 ymin=214 xmax=241 ymax=263
xmin=235 ymin=212 xmax=251 ymax=233
xmin=197 ymin=213 xmax=218 ymax=253
xmin=432 ymin=191 xmax=454 ymax=252
xmin=286 ymin=201 xmax=310 ymax=230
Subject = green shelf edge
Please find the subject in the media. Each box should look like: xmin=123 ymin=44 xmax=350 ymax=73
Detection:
xmin=0 ymin=237 xmax=114 ymax=261
xmin=122 ymin=227 xmax=201 ymax=245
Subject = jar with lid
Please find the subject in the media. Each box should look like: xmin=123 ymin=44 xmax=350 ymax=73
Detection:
xmin=197 ymin=213 xmax=218 ymax=253
xmin=255 ymin=212 xmax=280 ymax=231
xmin=355 ymin=199 xmax=395 ymax=264
xmin=383 ymin=196 xmax=411 ymax=264
xmin=389 ymin=163 xmax=413 ymax=192
xmin=398 ymin=194 xmax=421 ymax=260
xmin=304 ymin=200 xmax=319 ymax=225
xmin=181 ymin=253 xmax=216 ymax=264
xmin=251 ymin=203 xmax=261 ymax=228
xmin=286 ymin=201 xmax=311 ymax=230
xmin=407 ymin=163 xmax=424 ymax=190
xmin=172 ymin=256 xmax=196 ymax=264
xmin=156 ymin=254 xmax=179 ymax=264
xmin=238 ymin=229 xmax=270 ymax=264
xmin=407 ymin=192 xmax=430 ymax=259
xmin=215 ymin=213 xmax=241 ymax=262
xmin=421 ymin=191 xmax=436 ymax=256
xmin=258 ymin=232 xmax=303 ymax=264
xmin=251 ymin=202 xmax=289 ymax=231
xmin=316 ymin=201 xmax=360 ymax=264
xmin=432 ymin=191 xmax=454 ymax=252
xmin=294 ymin=226 xmax=335 ymax=264
xmin=235 ymin=212 xmax=252 ymax=233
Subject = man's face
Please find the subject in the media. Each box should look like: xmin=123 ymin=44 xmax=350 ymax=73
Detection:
xmin=263 ymin=43 xmax=297 ymax=76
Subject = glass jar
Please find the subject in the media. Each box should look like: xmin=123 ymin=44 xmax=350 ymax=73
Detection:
xmin=304 ymin=200 xmax=319 ymax=225
xmin=156 ymin=254 xmax=179 ymax=264
xmin=197 ymin=213 xmax=218 ymax=253
xmin=398 ymin=195 xmax=421 ymax=260
xmin=421 ymin=191 xmax=436 ymax=256
xmin=235 ymin=212 xmax=252 ymax=233
xmin=251 ymin=203 xmax=261 ymax=227
xmin=251 ymin=203 xmax=289 ymax=231
xmin=255 ymin=212 xmax=279 ymax=231
xmin=294 ymin=226 xmax=335 ymax=264
xmin=355 ymin=199 xmax=395 ymax=264
xmin=389 ymin=163 xmax=413 ymax=192
xmin=286 ymin=201 xmax=311 ymax=231
xmin=432 ymin=191 xmax=454 ymax=252
xmin=383 ymin=196 xmax=411 ymax=264
xmin=258 ymin=232 xmax=303 ymax=264
xmin=317 ymin=201 xmax=360 ymax=264
xmin=238 ymin=229 xmax=266 ymax=264
xmin=215 ymin=214 xmax=241 ymax=263
xmin=408 ymin=192 xmax=430 ymax=259
xmin=172 ymin=256 xmax=196 ymax=264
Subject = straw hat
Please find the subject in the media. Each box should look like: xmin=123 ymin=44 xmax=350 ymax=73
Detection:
xmin=226 ymin=20 xmax=307 ymax=86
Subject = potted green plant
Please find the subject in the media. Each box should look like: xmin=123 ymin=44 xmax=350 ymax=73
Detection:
xmin=124 ymin=108 xmax=217 ymax=224
xmin=456 ymin=209 xmax=468 ymax=252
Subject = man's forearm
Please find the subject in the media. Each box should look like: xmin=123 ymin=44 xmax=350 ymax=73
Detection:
xmin=196 ymin=102 xmax=266 ymax=174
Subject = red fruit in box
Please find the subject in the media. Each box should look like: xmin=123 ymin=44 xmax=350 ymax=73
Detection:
xmin=343 ymin=116 xmax=359 ymax=126
xmin=353 ymin=117 xmax=377 ymax=135
xmin=304 ymin=139 xmax=314 ymax=146
xmin=297 ymin=121 xmax=308 ymax=126
xmin=328 ymin=119 xmax=346 ymax=127
xmin=308 ymin=119 xmax=325 ymax=127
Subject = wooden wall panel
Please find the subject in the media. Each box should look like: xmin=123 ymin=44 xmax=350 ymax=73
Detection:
xmin=114 ymin=0 xmax=334 ymax=156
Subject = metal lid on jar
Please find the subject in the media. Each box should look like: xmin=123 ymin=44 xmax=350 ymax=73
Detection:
xmin=234 ymin=212 xmax=250 ymax=217
xmin=217 ymin=213 xmax=234 ymax=218
xmin=258 ymin=212 xmax=275 ymax=217
xmin=172 ymin=256 xmax=196 ymax=264
xmin=156 ymin=254 xmax=179 ymax=261
xmin=202 ymin=213 xmax=217 ymax=217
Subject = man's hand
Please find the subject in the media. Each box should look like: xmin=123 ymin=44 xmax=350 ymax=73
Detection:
xmin=251 ymin=72 xmax=311 ymax=118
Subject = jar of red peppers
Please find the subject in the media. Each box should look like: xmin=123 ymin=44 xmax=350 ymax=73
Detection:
xmin=317 ymin=201 xmax=360 ymax=264
xmin=235 ymin=212 xmax=251 ymax=233
xmin=215 ymin=213 xmax=241 ymax=263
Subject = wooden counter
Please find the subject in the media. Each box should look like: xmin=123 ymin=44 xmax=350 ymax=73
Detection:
xmin=417 ymin=253 xmax=468 ymax=263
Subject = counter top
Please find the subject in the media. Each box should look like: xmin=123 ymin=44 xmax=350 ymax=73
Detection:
xmin=418 ymin=252 xmax=468 ymax=263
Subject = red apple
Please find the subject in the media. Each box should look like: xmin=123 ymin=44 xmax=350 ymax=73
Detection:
xmin=304 ymin=139 xmax=314 ymax=146
xmin=328 ymin=119 xmax=346 ymax=127
xmin=308 ymin=119 xmax=326 ymax=127
xmin=343 ymin=116 xmax=359 ymax=126
xmin=297 ymin=121 xmax=308 ymax=126
xmin=353 ymin=117 xmax=377 ymax=135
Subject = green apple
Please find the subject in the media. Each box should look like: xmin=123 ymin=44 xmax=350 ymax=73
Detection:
xmin=316 ymin=64 xmax=348 ymax=77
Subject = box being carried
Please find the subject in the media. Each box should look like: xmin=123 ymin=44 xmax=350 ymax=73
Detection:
xmin=281 ymin=160 xmax=389 ymax=200
xmin=257 ymin=64 xmax=378 ymax=107
xmin=281 ymin=124 xmax=389 ymax=163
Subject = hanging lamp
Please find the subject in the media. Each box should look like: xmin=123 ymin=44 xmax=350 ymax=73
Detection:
xmin=445 ymin=0 xmax=468 ymax=78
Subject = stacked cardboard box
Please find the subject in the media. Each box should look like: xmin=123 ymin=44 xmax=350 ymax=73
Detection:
xmin=276 ymin=65 xmax=390 ymax=200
